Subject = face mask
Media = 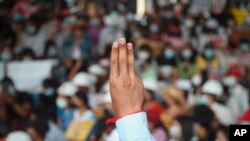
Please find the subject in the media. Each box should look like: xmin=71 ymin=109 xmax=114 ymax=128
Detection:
xmin=107 ymin=26 xmax=115 ymax=33
xmin=161 ymin=66 xmax=173 ymax=77
xmin=25 ymin=25 xmax=37 ymax=35
xmin=44 ymin=88 xmax=54 ymax=96
xmin=192 ymin=74 xmax=202 ymax=86
xmin=165 ymin=11 xmax=173 ymax=18
xmin=198 ymin=95 xmax=208 ymax=105
xmin=138 ymin=51 xmax=150 ymax=61
xmin=56 ymin=98 xmax=68 ymax=109
xmin=133 ymin=31 xmax=142 ymax=38
xmin=164 ymin=50 xmax=175 ymax=59
xmin=169 ymin=124 xmax=181 ymax=139
xmin=204 ymin=49 xmax=214 ymax=59
xmin=149 ymin=24 xmax=159 ymax=33
xmin=126 ymin=13 xmax=134 ymax=21
xmin=184 ymin=19 xmax=194 ymax=28
xmin=90 ymin=18 xmax=100 ymax=26
xmin=13 ymin=13 xmax=25 ymax=22
xmin=1 ymin=53 xmax=12 ymax=62
xmin=8 ymin=86 xmax=16 ymax=96
xmin=181 ymin=49 xmax=192 ymax=59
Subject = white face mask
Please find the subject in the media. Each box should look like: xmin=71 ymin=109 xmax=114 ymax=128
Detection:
xmin=161 ymin=65 xmax=173 ymax=77
xmin=56 ymin=98 xmax=68 ymax=109
xmin=138 ymin=51 xmax=150 ymax=61
xmin=169 ymin=123 xmax=182 ymax=139
xmin=192 ymin=74 xmax=202 ymax=86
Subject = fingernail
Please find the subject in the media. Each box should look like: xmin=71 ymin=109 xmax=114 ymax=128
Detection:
xmin=113 ymin=42 xmax=118 ymax=48
xmin=127 ymin=43 xmax=133 ymax=50
xmin=119 ymin=38 xmax=126 ymax=45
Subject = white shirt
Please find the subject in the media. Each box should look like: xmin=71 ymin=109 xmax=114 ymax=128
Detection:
xmin=211 ymin=103 xmax=236 ymax=126
xmin=73 ymin=110 xmax=96 ymax=121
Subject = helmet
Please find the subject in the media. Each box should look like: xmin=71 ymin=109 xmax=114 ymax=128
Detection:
xmin=57 ymin=82 xmax=77 ymax=96
xmin=202 ymin=79 xmax=223 ymax=97
xmin=72 ymin=72 xmax=97 ymax=87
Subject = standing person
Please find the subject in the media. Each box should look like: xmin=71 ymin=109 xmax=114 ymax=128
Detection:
xmin=108 ymin=38 xmax=155 ymax=141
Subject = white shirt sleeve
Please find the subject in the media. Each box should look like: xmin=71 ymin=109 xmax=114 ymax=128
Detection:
xmin=116 ymin=112 xmax=155 ymax=141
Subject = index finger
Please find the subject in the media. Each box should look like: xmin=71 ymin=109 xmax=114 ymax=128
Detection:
xmin=110 ymin=42 xmax=119 ymax=78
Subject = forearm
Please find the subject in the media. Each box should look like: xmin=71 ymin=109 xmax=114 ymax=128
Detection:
xmin=116 ymin=112 xmax=155 ymax=141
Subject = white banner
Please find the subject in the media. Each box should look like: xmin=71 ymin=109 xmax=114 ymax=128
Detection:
xmin=7 ymin=60 xmax=55 ymax=93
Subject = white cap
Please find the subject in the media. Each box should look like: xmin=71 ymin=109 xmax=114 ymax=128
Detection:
xmin=222 ymin=76 xmax=236 ymax=87
xmin=57 ymin=81 xmax=77 ymax=96
xmin=72 ymin=72 xmax=97 ymax=87
xmin=176 ymin=79 xmax=192 ymax=91
xmin=206 ymin=19 xmax=218 ymax=29
xmin=143 ymin=79 xmax=158 ymax=93
xmin=7 ymin=131 xmax=32 ymax=141
xmin=88 ymin=64 xmax=107 ymax=76
xmin=202 ymin=79 xmax=223 ymax=97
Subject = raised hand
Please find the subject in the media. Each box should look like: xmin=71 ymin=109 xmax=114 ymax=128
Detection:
xmin=109 ymin=38 xmax=144 ymax=117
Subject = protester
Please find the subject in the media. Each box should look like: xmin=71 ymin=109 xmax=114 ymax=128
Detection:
xmin=0 ymin=0 xmax=249 ymax=140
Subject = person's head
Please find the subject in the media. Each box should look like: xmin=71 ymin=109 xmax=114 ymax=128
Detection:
xmin=137 ymin=44 xmax=153 ymax=63
xmin=27 ymin=119 xmax=49 ymax=141
xmin=193 ymin=105 xmax=218 ymax=141
xmin=179 ymin=45 xmax=196 ymax=62
xmin=56 ymin=82 xmax=77 ymax=109
xmin=203 ymin=44 xmax=216 ymax=60
xmin=73 ymin=21 xmax=86 ymax=39
xmin=200 ymin=79 xmax=223 ymax=106
xmin=163 ymin=45 xmax=176 ymax=60
xmin=42 ymin=79 xmax=56 ymax=97
xmin=72 ymin=72 xmax=97 ymax=92
xmin=0 ymin=45 xmax=13 ymax=62
xmin=19 ymin=48 xmax=36 ymax=60
xmin=1 ymin=77 xmax=16 ymax=96
xmin=72 ymin=91 xmax=90 ymax=109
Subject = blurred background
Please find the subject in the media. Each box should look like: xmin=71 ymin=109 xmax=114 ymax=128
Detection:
xmin=0 ymin=0 xmax=250 ymax=141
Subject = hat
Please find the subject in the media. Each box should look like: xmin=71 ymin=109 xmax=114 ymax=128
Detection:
xmin=6 ymin=131 xmax=32 ymax=141
xmin=72 ymin=72 xmax=97 ymax=87
xmin=88 ymin=64 xmax=107 ymax=76
xmin=205 ymin=19 xmax=218 ymax=29
xmin=161 ymin=86 xmax=185 ymax=105
xmin=176 ymin=79 xmax=192 ymax=91
xmin=222 ymin=76 xmax=236 ymax=87
xmin=202 ymin=79 xmax=223 ymax=97
xmin=143 ymin=79 xmax=158 ymax=93
xmin=57 ymin=82 xmax=77 ymax=96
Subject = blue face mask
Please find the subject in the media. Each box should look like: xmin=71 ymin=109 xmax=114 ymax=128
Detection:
xmin=204 ymin=49 xmax=214 ymax=59
xmin=90 ymin=18 xmax=100 ymax=26
xmin=44 ymin=88 xmax=54 ymax=96
xmin=1 ymin=53 xmax=12 ymax=62
xmin=149 ymin=24 xmax=159 ymax=33
xmin=181 ymin=50 xmax=192 ymax=59
xmin=25 ymin=25 xmax=37 ymax=35
xmin=8 ymin=86 xmax=16 ymax=96
xmin=164 ymin=50 xmax=175 ymax=59
xmin=13 ymin=13 xmax=25 ymax=22
xmin=198 ymin=95 xmax=208 ymax=105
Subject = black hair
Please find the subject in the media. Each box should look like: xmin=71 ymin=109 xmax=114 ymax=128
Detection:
xmin=28 ymin=119 xmax=49 ymax=139
xmin=75 ymin=91 xmax=90 ymax=109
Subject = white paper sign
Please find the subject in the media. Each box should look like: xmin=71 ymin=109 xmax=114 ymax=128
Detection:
xmin=6 ymin=60 xmax=55 ymax=92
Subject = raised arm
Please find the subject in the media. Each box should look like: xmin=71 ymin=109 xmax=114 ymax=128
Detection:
xmin=109 ymin=38 xmax=155 ymax=141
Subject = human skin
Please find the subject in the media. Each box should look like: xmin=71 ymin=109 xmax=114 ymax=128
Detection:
xmin=109 ymin=38 xmax=144 ymax=117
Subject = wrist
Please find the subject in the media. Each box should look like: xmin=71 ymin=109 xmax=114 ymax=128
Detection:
xmin=116 ymin=106 xmax=142 ymax=117
xmin=106 ymin=110 xmax=143 ymax=124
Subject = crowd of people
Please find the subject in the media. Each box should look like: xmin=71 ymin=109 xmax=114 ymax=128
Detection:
xmin=0 ymin=0 xmax=250 ymax=141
